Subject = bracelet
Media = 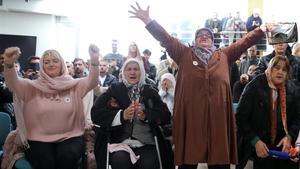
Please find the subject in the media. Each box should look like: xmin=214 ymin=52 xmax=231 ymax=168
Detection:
xmin=91 ymin=62 xmax=99 ymax=66
xmin=4 ymin=63 xmax=14 ymax=69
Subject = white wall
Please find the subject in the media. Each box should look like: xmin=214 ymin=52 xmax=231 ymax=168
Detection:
xmin=0 ymin=11 xmax=57 ymax=57
xmin=0 ymin=0 xmax=79 ymax=62
xmin=1 ymin=0 xmax=300 ymax=64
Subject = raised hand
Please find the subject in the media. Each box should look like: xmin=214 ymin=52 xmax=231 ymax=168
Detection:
xmin=260 ymin=23 xmax=273 ymax=33
xmin=129 ymin=2 xmax=152 ymax=25
xmin=88 ymin=44 xmax=100 ymax=65
xmin=3 ymin=47 xmax=21 ymax=68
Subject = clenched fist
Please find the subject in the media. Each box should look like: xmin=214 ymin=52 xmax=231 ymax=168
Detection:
xmin=3 ymin=47 xmax=21 ymax=68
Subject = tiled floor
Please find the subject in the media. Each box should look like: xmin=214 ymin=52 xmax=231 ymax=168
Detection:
xmin=196 ymin=161 xmax=253 ymax=169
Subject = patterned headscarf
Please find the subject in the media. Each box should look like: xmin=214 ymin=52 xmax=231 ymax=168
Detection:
xmin=121 ymin=58 xmax=146 ymax=88
xmin=193 ymin=28 xmax=217 ymax=64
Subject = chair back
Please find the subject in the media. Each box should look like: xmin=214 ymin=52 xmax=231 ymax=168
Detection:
xmin=233 ymin=103 xmax=239 ymax=114
xmin=0 ymin=112 xmax=11 ymax=148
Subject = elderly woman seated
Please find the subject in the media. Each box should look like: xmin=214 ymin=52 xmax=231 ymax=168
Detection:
xmin=91 ymin=58 xmax=173 ymax=169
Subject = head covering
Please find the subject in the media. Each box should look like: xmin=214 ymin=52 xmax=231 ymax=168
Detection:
xmin=264 ymin=56 xmax=289 ymax=145
xmin=14 ymin=49 xmax=84 ymax=147
xmin=160 ymin=73 xmax=176 ymax=89
xmin=192 ymin=28 xmax=216 ymax=64
xmin=195 ymin=28 xmax=214 ymax=42
xmin=121 ymin=58 xmax=146 ymax=88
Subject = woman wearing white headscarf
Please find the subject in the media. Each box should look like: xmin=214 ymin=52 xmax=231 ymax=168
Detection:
xmin=91 ymin=58 xmax=173 ymax=169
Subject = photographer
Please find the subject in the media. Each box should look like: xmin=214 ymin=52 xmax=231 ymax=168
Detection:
xmin=23 ymin=55 xmax=40 ymax=80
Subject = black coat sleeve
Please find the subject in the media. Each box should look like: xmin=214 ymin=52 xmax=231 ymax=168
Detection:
xmin=142 ymin=85 xmax=171 ymax=126
xmin=236 ymin=79 xmax=259 ymax=143
xmin=91 ymin=86 xmax=121 ymax=129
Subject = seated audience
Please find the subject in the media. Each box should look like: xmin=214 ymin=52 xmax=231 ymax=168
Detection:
xmin=233 ymin=64 xmax=257 ymax=103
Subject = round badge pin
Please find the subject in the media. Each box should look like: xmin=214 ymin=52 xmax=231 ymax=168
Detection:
xmin=64 ymin=97 xmax=71 ymax=103
xmin=193 ymin=61 xmax=198 ymax=66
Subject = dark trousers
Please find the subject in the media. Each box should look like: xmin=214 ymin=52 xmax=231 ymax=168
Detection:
xmin=25 ymin=136 xmax=85 ymax=169
xmin=253 ymin=156 xmax=298 ymax=169
xmin=110 ymin=145 xmax=159 ymax=169
xmin=178 ymin=164 xmax=230 ymax=169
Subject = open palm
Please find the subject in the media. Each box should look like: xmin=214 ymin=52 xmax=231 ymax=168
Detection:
xmin=129 ymin=2 xmax=151 ymax=24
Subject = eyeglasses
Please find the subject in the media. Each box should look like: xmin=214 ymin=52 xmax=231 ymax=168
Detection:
xmin=196 ymin=33 xmax=212 ymax=39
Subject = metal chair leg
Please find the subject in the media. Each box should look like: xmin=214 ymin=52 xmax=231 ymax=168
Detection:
xmin=154 ymin=136 xmax=163 ymax=169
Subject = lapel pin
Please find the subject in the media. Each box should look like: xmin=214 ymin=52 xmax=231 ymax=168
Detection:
xmin=193 ymin=61 xmax=198 ymax=66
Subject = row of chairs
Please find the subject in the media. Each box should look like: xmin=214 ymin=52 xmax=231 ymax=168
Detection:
xmin=0 ymin=111 xmax=32 ymax=169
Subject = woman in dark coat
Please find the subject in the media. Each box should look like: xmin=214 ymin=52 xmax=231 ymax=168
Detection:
xmin=236 ymin=56 xmax=300 ymax=169
xmin=91 ymin=58 xmax=173 ymax=169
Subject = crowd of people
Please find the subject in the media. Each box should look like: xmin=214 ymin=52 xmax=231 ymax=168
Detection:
xmin=1 ymin=2 xmax=300 ymax=169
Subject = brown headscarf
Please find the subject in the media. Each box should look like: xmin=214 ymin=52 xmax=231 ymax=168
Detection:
xmin=265 ymin=55 xmax=290 ymax=145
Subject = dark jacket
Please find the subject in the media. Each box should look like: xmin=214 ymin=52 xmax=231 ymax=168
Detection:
xmin=142 ymin=57 xmax=157 ymax=81
xmin=255 ymin=49 xmax=300 ymax=83
xmin=246 ymin=15 xmax=263 ymax=32
xmin=236 ymin=74 xmax=300 ymax=169
xmin=91 ymin=82 xmax=173 ymax=169
xmin=100 ymin=74 xmax=117 ymax=87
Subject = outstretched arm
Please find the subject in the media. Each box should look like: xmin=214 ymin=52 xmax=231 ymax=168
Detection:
xmin=128 ymin=2 xmax=187 ymax=65
xmin=78 ymin=44 xmax=100 ymax=97
xmin=128 ymin=2 xmax=152 ymax=25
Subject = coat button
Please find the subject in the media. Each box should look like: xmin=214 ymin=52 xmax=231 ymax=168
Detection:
xmin=193 ymin=61 xmax=198 ymax=66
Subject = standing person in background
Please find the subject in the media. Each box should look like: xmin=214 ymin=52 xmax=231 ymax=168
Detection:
xmin=126 ymin=41 xmax=143 ymax=61
xmin=239 ymin=45 xmax=259 ymax=75
xmin=94 ymin=59 xmax=117 ymax=97
xmin=255 ymin=43 xmax=300 ymax=84
xmin=23 ymin=56 xmax=40 ymax=80
xmin=66 ymin=61 xmax=75 ymax=77
xmin=220 ymin=12 xmax=233 ymax=47
xmin=129 ymin=2 xmax=271 ymax=169
xmin=205 ymin=12 xmax=222 ymax=48
xmin=246 ymin=8 xmax=263 ymax=32
xmin=142 ymin=49 xmax=157 ymax=81
xmin=246 ymin=8 xmax=264 ymax=51
xmin=232 ymin=64 xmax=257 ymax=103
xmin=104 ymin=39 xmax=124 ymax=69
xmin=225 ymin=11 xmax=246 ymax=45
xmin=2 ymin=44 xmax=99 ymax=169
xmin=73 ymin=58 xmax=88 ymax=78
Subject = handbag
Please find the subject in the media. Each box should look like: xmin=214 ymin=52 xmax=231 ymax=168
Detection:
xmin=267 ymin=22 xmax=298 ymax=45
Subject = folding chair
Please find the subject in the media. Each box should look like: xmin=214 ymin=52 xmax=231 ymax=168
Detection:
xmin=0 ymin=111 xmax=32 ymax=169
xmin=0 ymin=112 xmax=11 ymax=157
